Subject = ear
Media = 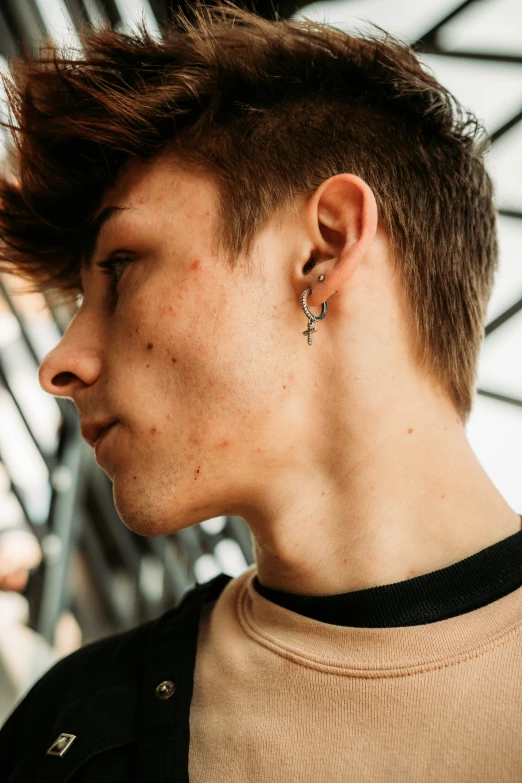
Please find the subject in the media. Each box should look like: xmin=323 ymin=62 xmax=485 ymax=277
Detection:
xmin=301 ymin=174 xmax=378 ymax=307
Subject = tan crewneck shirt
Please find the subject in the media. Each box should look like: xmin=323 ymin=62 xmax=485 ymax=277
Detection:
xmin=189 ymin=562 xmax=522 ymax=782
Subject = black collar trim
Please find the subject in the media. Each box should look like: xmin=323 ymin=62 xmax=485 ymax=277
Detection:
xmin=253 ymin=527 xmax=522 ymax=627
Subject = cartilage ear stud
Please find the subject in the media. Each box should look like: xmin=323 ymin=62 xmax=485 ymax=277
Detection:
xmin=318 ymin=275 xmax=325 ymax=281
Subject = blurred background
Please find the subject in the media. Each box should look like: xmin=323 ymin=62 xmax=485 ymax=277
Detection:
xmin=0 ymin=0 xmax=520 ymax=723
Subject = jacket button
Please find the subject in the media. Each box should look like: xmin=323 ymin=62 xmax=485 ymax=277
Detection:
xmin=155 ymin=680 xmax=176 ymax=700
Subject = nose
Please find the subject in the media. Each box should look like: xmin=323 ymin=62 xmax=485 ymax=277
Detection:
xmin=38 ymin=313 xmax=103 ymax=400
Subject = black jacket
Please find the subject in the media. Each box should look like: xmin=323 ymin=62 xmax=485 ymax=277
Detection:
xmin=1 ymin=571 xmax=232 ymax=783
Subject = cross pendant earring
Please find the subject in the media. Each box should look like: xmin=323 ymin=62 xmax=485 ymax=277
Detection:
xmin=303 ymin=320 xmax=317 ymax=345
xmin=300 ymin=287 xmax=328 ymax=346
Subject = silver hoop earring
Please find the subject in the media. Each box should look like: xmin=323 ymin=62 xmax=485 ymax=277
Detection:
xmin=300 ymin=288 xmax=328 ymax=345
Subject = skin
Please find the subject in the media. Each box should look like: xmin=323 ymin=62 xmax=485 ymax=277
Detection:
xmin=39 ymin=152 xmax=521 ymax=596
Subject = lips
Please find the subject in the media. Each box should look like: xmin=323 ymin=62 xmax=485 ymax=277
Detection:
xmin=81 ymin=420 xmax=117 ymax=448
xmin=94 ymin=422 xmax=117 ymax=451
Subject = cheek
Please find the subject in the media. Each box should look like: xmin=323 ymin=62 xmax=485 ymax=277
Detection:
xmin=113 ymin=281 xmax=221 ymax=383
xmin=113 ymin=273 xmax=281 ymax=416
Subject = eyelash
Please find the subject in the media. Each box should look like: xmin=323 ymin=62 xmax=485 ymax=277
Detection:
xmin=97 ymin=255 xmax=132 ymax=297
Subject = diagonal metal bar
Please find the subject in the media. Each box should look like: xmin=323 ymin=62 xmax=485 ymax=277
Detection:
xmin=0 ymin=0 xmax=47 ymax=55
xmin=477 ymin=388 xmax=522 ymax=408
xmin=93 ymin=0 xmax=122 ymax=28
xmin=414 ymin=46 xmax=522 ymax=65
xmin=0 ymin=457 xmax=48 ymax=540
xmin=0 ymin=362 xmax=55 ymax=472
xmin=0 ymin=280 xmax=45 ymax=367
xmin=490 ymin=107 xmax=522 ymax=144
xmin=484 ymin=296 xmax=522 ymax=337
xmin=498 ymin=209 xmax=522 ymax=220
xmin=87 ymin=464 xmax=144 ymax=576
xmin=65 ymin=0 xmax=90 ymax=26
xmin=412 ymin=0 xmax=522 ymax=66
xmin=79 ymin=510 xmax=138 ymax=630
xmin=0 ymin=6 xmax=18 ymax=60
xmin=142 ymin=0 xmax=172 ymax=28
xmin=413 ymin=0 xmax=482 ymax=49
xmin=36 ymin=415 xmax=84 ymax=643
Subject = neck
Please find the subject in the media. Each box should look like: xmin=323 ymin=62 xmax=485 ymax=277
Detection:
xmin=243 ymin=392 xmax=520 ymax=596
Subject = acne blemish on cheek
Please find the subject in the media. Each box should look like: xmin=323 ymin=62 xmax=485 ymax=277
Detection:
xmin=171 ymin=357 xmax=177 ymax=364
xmin=190 ymin=258 xmax=201 ymax=271
xmin=407 ymin=428 xmax=413 ymax=434
xmin=147 ymin=342 xmax=154 ymax=351
xmin=194 ymin=466 xmax=201 ymax=480
xmin=219 ymin=439 xmax=231 ymax=447
xmin=150 ymin=426 xmax=161 ymax=435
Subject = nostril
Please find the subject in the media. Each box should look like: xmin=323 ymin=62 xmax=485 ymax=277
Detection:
xmin=51 ymin=371 xmax=78 ymax=388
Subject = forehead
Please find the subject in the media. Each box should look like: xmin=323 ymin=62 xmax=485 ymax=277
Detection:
xmin=96 ymin=152 xmax=219 ymax=222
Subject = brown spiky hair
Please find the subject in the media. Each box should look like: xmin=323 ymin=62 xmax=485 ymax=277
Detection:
xmin=0 ymin=0 xmax=498 ymax=423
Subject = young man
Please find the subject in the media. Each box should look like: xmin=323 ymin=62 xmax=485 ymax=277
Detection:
xmin=1 ymin=3 xmax=521 ymax=781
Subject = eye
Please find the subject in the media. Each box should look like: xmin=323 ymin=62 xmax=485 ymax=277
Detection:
xmin=96 ymin=254 xmax=133 ymax=297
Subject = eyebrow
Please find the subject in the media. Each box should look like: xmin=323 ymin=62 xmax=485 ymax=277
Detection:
xmin=80 ymin=205 xmax=130 ymax=269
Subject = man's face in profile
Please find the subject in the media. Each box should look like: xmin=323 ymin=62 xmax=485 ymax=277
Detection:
xmin=39 ymin=154 xmax=301 ymax=536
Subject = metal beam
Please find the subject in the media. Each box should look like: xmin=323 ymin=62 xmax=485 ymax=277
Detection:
xmin=491 ymin=107 xmax=522 ymax=144
xmin=93 ymin=0 xmax=121 ymax=28
xmin=418 ymin=46 xmax=522 ymax=66
xmin=0 ymin=6 xmax=18 ymax=59
xmin=0 ymin=0 xmax=46 ymax=55
xmin=498 ymin=209 xmax=522 ymax=220
xmin=485 ymin=297 xmax=522 ymax=337
xmin=35 ymin=413 xmax=84 ymax=644
xmin=63 ymin=0 xmax=90 ymax=31
xmin=414 ymin=0 xmax=486 ymax=49
xmin=477 ymin=388 xmax=522 ymax=408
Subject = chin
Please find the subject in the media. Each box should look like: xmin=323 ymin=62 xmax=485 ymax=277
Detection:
xmin=112 ymin=480 xmax=163 ymax=537
xmin=111 ymin=476 xmax=191 ymax=538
